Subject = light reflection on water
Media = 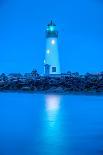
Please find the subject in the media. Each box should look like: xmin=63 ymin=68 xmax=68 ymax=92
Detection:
xmin=42 ymin=95 xmax=64 ymax=154
xmin=0 ymin=93 xmax=103 ymax=155
xmin=45 ymin=95 xmax=61 ymax=128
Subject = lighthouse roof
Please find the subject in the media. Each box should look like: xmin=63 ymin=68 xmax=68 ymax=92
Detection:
xmin=47 ymin=20 xmax=56 ymax=26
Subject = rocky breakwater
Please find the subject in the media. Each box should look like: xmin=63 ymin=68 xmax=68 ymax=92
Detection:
xmin=0 ymin=71 xmax=103 ymax=93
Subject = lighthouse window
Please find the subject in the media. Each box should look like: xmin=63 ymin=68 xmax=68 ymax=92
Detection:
xmin=51 ymin=40 xmax=55 ymax=45
xmin=52 ymin=67 xmax=56 ymax=72
xmin=47 ymin=49 xmax=50 ymax=54
xmin=50 ymin=26 xmax=54 ymax=31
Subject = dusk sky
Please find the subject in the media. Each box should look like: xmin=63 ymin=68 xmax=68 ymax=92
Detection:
xmin=0 ymin=0 xmax=103 ymax=74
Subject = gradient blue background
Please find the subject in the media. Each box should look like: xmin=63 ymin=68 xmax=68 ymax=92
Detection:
xmin=0 ymin=0 xmax=103 ymax=74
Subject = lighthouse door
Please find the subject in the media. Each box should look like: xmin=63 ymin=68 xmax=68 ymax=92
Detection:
xmin=45 ymin=64 xmax=50 ymax=75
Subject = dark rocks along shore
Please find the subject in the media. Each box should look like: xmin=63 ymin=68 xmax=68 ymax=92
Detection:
xmin=0 ymin=70 xmax=103 ymax=94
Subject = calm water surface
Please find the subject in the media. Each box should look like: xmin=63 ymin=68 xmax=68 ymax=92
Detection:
xmin=0 ymin=93 xmax=103 ymax=155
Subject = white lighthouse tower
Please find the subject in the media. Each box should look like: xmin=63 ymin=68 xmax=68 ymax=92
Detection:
xmin=44 ymin=21 xmax=61 ymax=75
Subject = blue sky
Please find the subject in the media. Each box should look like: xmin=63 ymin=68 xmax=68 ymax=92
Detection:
xmin=0 ymin=0 xmax=103 ymax=74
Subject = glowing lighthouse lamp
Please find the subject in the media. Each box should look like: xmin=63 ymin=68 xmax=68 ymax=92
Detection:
xmin=44 ymin=21 xmax=61 ymax=75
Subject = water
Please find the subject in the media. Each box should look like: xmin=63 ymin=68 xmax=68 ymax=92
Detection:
xmin=0 ymin=93 xmax=103 ymax=155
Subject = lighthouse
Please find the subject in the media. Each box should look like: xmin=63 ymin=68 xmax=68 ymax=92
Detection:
xmin=44 ymin=21 xmax=61 ymax=75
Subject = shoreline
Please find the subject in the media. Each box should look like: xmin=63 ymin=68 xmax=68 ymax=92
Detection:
xmin=0 ymin=72 xmax=103 ymax=96
xmin=0 ymin=90 xmax=103 ymax=96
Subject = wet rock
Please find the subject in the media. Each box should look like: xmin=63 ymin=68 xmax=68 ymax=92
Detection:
xmin=0 ymin=71 xmax=103 ymax=93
